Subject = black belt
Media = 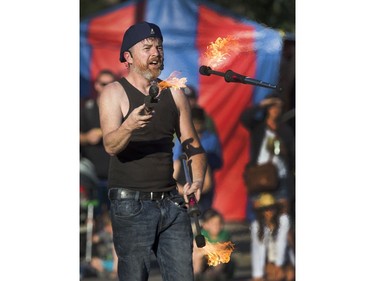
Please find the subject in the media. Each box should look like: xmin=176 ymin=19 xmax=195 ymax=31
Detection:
xmin=108 ymin=188 xmax=177 ymax=201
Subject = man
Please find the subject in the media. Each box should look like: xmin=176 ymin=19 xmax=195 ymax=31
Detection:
xmin=98 ymin=21 xmax=207 ymax=281
xmin=80 ymin=69 xmax=116 ymax=211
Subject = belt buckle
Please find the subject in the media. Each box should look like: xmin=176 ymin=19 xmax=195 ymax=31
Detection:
xmin=150 ymin=192 xmax=153 ymax=200
xmin=161 ymin=192 xmax=165 ymax=199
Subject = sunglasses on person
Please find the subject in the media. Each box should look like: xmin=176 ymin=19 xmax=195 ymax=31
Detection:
xmin=98 ymin=81 xmax=111 ymax=87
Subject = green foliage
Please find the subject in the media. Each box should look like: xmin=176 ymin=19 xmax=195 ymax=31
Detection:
xmin=80 ymin=0 xmax=295 ymax=33
xmin=207 ymin=0 xmax=295 ymax=33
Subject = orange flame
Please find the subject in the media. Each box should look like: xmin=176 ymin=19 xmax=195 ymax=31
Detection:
xmin=158 ymin=71 xmax=187 ymax=91
xmin=202 ymin=241 xmax=235 ymax=266
xmin=201 ymin=36 xmax=240 ymax=69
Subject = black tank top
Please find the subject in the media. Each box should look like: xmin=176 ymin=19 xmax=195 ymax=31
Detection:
xmin=108 ymin=78 xmax=179 ymax=192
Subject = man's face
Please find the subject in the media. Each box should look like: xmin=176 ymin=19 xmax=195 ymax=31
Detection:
xmin=267 ymin=99 xmax=283 ymax=119
xmin=129 ymin=37 xmax=164 ymax=80
xmin=94 ymin=73 xmax=115 ymax=96
xmin=202 ymin=216 xmax=223 ymax=237
xmin=193 ymin=119 xmax=205 ymax=134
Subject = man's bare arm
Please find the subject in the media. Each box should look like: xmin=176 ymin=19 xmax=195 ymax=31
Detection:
xmin=172 ymin=88 xmax=207 ymax=201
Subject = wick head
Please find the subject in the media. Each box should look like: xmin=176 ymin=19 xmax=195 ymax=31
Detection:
xmin=195 ymin=234 xmax=206 ymax=248
xmin=149 ymin=84 xmax=159 ymax=98
xmin=199 ymin=65 xmax=212 ymax=76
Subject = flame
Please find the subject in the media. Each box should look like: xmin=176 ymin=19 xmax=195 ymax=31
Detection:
xmin=202 ymin=241 xmax=235 ymax=266
xmin=201 ymin=30 xmax=280 ymax=69
xmin=158 ymin=71 xmax=187 ymax=91
xmin=202 ymin=36 xmax=240 ymax=69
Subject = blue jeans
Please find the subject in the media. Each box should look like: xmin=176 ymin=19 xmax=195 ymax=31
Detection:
xmin=110 ymin=191 xmax=194 ymax=281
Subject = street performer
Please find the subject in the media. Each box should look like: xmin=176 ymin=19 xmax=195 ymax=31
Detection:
xmin=98 ymin=21 xmax=207 ymax=281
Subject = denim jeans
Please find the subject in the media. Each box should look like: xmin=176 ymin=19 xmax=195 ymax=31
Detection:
xmin=110 ymin=191 xmax=194 ymax=281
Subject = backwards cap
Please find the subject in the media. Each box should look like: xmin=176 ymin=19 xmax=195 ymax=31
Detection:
xmin=119 ymin=21 xmax=163 ymax=63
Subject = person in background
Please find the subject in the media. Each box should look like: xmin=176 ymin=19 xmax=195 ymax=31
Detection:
xmin=90 ymin=214 xmax=118 ymax=279
xmin=98 ymin=21 xmax=207 ymax=281
xmin=181 ymin=85 xmax=217 ymax=134
xmin=249 ymin=193 xmax=293 ymax=281
xmin=80 ymin=69 xmax=117 ymax=213
xmin=173 ymin=106 xmax=223 ymax=214
xmin=240 ymin=92 xmax=295 ymax=222
xmin=192 ymin=208 xmax=235 ymax=281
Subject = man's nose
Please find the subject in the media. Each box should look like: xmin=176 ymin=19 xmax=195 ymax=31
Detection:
xmin=151 ymin=46 xmax=161 ymax=56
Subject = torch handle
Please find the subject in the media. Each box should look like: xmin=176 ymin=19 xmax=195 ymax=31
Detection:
xmin=180 ymin=155 xmax=206 ymax=247
xmin=181 ymin=157 xmax=200 ymax=215
xmin=181 ymin=156 xmax=192 ymax=184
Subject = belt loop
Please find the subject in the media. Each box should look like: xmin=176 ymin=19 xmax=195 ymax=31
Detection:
xmin=135 ymin=191 xmax=140 ymax=201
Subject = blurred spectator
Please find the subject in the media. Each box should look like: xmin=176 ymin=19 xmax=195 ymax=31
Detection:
xmin=173 ymin=106 xmax=223 ymax=213
xmin=240 ymin=92 xmax=295 ymax=221
xmin=193 ymin=208 xmax=235 ymax=281
xmin=80 ymin=213 xmax=118 ymax=280
xmin=80 ymin=69 xmax=117 ymax=213
xmin=89 ymin=214 xmax=118 ymax=279
xmin=182 ymin=85 xmax=217 ymax=134
xmin=250 ymin=193 xmax=293 ymax=281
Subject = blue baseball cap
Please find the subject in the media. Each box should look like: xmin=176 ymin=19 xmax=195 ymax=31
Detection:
xmin=119 ymin=21 xmax=163 ymax=63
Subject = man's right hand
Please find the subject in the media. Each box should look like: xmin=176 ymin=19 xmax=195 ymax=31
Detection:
xmin=124 ymin=104 xmax=153 ymax=130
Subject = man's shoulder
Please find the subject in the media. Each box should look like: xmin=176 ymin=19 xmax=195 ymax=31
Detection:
xmin=100 ymin=80 xmax=126 ymax=101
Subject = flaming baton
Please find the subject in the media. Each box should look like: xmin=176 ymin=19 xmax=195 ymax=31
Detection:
xmin=200 ymin=34 xmax=280 ymax=90
xmin=181 ymin=154 xmax=235 ymax=266
xmin=201 ymin=36 xmax=240 ymax=69
xmin=158 ymin=71 xmax=187 ymax=91
xmin=144 ymin=71 xmax=187 ymax=112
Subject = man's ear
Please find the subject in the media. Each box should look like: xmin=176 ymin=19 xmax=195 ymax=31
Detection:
xmin=124 ymin=51 xmax=133 ymax=64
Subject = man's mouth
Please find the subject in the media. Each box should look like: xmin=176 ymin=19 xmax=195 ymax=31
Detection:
xmin=149 ymin=59 xmax=160 ymax=67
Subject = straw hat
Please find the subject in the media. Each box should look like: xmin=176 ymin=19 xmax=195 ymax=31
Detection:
xmin=253 ymin=193 xmax=279 ymax=210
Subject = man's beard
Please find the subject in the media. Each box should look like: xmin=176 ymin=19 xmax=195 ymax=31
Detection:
xmin=133 ymin=60 xmax=163 ymax=81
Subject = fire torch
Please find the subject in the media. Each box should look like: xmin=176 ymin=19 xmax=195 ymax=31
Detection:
xmin=143 ymin=80 xmax=159 ymax=115
xmin=180 ymin=154 xmax=206 ymax=248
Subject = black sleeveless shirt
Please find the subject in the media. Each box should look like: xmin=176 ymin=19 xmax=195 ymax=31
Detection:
xmin=108 ymin=78 xmax=179 ymax=192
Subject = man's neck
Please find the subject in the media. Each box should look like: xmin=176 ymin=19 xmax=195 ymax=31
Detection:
xmin=126 ymin=72 xmax=154 ymax=95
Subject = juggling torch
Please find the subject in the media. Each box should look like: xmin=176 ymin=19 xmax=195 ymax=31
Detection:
xmin=143 ymin=80 xmax=159 ymax=115
xmin=180 ymin=154 xmax=206 ymax=248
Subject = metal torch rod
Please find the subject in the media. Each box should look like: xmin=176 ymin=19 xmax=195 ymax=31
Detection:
xmin=181 ymin=155 xmax=206 ymax=248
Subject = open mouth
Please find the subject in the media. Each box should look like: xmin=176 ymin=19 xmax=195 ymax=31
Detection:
xmin=149 ymin=59 xmax=160 ymax=67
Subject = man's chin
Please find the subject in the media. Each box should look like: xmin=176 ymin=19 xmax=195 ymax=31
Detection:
xmin=148 ymin=69 xmax=162 ymax=80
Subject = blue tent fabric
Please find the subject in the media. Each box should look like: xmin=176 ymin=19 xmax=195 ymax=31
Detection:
xmin=145 ymin=0 xmax=201 ymax=88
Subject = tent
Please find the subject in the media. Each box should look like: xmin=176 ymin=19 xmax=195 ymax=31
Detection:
xmin=80 ymin=0 xmax=284 ymax=221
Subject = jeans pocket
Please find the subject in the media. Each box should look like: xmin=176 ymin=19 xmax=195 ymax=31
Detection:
xmin=167 ymin=195 xmax=188 ymax=211
xmin=112 ymin=199 xmax=143 ymax=218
